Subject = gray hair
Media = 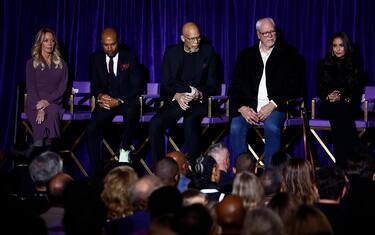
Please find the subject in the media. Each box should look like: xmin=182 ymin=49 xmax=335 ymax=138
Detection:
xmin=256 ymin=17 xmax=276 ymax=32
xmin=29 ymin=151 xmax=63 ymax=187
xmin=206 ymin=142 xmax=227 ymax=157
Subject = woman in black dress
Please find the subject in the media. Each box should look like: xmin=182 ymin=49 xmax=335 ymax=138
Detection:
xmin=317 ymin=32 xmax=364 ymax=165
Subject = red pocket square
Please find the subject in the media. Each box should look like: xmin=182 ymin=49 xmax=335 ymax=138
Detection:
xmin=121 ymin=63 xmax=130 ymax=71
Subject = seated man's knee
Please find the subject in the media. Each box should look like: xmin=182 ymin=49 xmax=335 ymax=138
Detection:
xmin=230 ymin=117 xmax=246 ymax=135
xmin=264 ymin=122 xmax=281 ymax=135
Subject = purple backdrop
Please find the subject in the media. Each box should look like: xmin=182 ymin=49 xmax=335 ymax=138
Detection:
xmin=1 ymin=0 xmax=375 ymax=152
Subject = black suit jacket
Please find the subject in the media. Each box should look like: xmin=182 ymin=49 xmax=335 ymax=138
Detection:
xmin=161 ymin=43 xmax=218 ymax=101
xmin=229 ymin=42 xmax=303 ymax=116
xmin=89 ymin=47 xmax=142 ymax=102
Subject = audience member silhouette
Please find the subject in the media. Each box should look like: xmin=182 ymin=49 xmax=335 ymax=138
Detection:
xmin=155 ymin=157 xmax=180 ymax=187
xmin=216 ymin=195 xmax=245 ymax=235
xmin=282 ymin=158 xmax=318 ymax=204
xmin=101 ymin=166 xmax=138 ymax=220
xmin=107 ymin=175 xmax=163 ymax=235
xmin=232 ymin=171 xmax=264 ymax=210
xmin=63 ymin=180 xmax=106 ymax=235
xmin=260 ymin=168 xmax=283 ymax=205
xmin=267 ymin=192 xmax=299 ymax=225
xmin=41 ymin=172 xmax=73 ymax=235
xmin=285 ymin=204 xmax=333 ymax=235
xmin=233 ymin=152 xmax=257 ymax=175
xmin=190 ymin=155 xmax=223 ymax=202
xmin=148 ymin=186 xmax=182 ymax=219
xmin=166 ymin=151 xmax=192 ymax=192
xmin=171 ymin=204 xmax=213 ymax=235
xmin=181 ymin=188 xmax=208 ymax=206
xmin=207 ymin=143 xmax=232 ymax=191
xmin=241 ymin=207 xmax=285 ymax=235
xmin=315 ymin=166 xmax=347 ymax=235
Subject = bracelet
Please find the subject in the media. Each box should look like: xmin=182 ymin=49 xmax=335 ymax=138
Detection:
xmin=117 ymin=98 xmax=124 ymax=105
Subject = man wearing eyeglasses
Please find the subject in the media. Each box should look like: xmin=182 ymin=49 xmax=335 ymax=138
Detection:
xmin=150 ymin=22 xmax=218 ymax=166
xmin=229 ymin=17 xmax=303 ymax=168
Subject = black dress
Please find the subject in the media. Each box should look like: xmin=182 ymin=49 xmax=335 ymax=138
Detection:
xmin=317 ymin=55 xmax=364 ymax=165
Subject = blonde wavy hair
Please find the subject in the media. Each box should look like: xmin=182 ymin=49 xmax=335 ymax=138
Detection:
xmin=31 ymin=28 xmax=63 ymax=69
xmin=101 ymin=166 xmax=138 ymax=219
xmin=232 ymin=171 xmax=265 ymax=210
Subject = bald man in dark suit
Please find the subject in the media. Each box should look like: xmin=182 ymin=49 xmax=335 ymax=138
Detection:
xmin=87 ymin=28 xmax=141 ymax=176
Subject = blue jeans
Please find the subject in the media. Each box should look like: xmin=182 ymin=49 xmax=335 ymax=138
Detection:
xmin=230 ymin=110 xmax=285 ymax=168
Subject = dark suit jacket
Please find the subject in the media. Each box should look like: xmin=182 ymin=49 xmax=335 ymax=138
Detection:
xmin=89 ymin=47 xmax=142 ymax=102
xmin=229 ymin=42 xmax=303 ymax=116
xmin=161 ymin=43 xmax=218 ymax=101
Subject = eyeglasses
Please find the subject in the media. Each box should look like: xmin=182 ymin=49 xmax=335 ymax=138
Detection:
xmin=259 ymin=30 xmax=276 ymax=37
xmin=184 ymin=35 xmax=201 ymax=43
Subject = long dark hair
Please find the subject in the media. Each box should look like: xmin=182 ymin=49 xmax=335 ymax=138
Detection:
xmin=328 ymin=32 xmax=353 ymax=58
xmin=324 ymin=32 xmax=363 ymax=99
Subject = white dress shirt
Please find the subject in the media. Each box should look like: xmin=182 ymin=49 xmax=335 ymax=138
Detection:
xmin=257 ymin=42 xmax=276 ymax=111
xmin=105 ymin=52 xmax=119 ymax=76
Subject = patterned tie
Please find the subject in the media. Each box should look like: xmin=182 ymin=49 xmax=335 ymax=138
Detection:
xmin=108 ymin=56 xmax=114 ymax=75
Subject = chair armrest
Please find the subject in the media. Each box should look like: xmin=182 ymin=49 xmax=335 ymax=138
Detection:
xmin=139 ymin=94 xmax=163 ymax=117
xmin=71 ymin=92 xmax=95 ymax=113
xmin=207 ymin=95 xmax=229 ymax=118
xmin=311 ymin=97 xmax=321 ymax=119
xmin=287 ymin=97 xmax=304 ymax=103
xmin=210 ymin=95 xmax=228 ymax=100
xmin=312 ymin=97 xmax=321 ymax=102
xmin=286 ymin=97 xmax=304 ymax=119
xmin=142 ymin=94 xmax=160 ymax=99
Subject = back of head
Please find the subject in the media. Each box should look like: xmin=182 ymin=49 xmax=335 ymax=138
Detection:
xmin=101 ymin=165 xmax=138 ymax=219
xmin=166 ymin=151 xmax=190 ymax=175
xmin=216 ymin=195 xmax=245 ymax=233
xmin=282 ymin=158 xmax=317 ymax=204
xmin=235 ymin=153 xmax=256 ymax=174
xmin=315 ymin=166 xmax=346 ymax=201
xmin=267 ymin=192 xmax=299 ymax=224
xmin=172 ymin=204 xmax=213 ymax=235
xmin=149 ymin=214 xmax=176 ymax=235
xmin=193 ymin=155 xmax=217 ymax=189
xmin=270 ymin=151 xmax=291 ymax=173
xmin=286 ymin=204 xmax=333 ymax=235
xmin=261 ymin=169 xmax=282 ymax=197
xmin=232 ymin=172 xmax=264 ymax=209
xmin=63 ymin=180 xmax=106 ymax=235
xmin=241 ymin=207 xmax=285 ymax=235
xmin=29 ymin=151 xmax=63 ymax=189
xmin=207 ymin=142 xmax=229 ymax=171
xmin=344 ymin=153 xmax=375 ymax=180
xmin=47 ymin=172 xmax=73 ymax=205
xmin=182 ymin=188 xmax=208 ymax=206
xmin=155 ymin=157 xmax=180 ymax=186
xmin=148 ymin=185 xmax=182 ymax=219
xmin=129 ymin=175 xmax=163 ymax=211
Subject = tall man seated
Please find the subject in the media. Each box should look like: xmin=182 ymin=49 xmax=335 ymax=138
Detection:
xmin=149 ymin=22 xmax=219 ymax=166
